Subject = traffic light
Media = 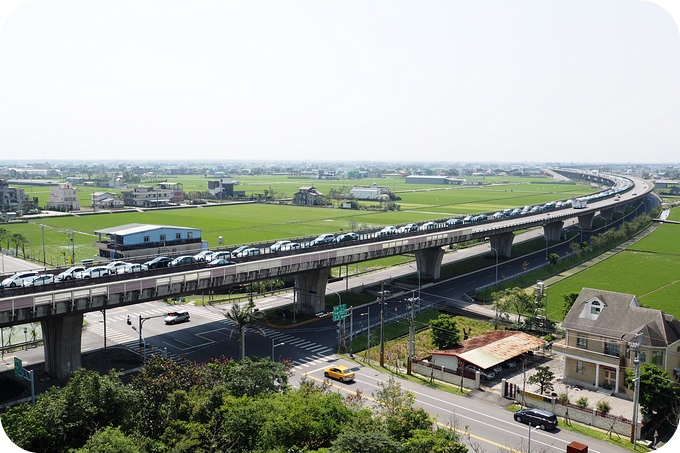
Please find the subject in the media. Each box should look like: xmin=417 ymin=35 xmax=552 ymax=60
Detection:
xmin=126 ymin=315 xmax=131 ymax=325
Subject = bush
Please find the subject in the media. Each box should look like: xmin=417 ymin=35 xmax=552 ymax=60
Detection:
xmin=558 ymin=393 xmax=569 ymax=404
xmin=596 ymin=400 xmax=611 ymax=415
xmin=576 ymin=396 xmax=589 ymax=409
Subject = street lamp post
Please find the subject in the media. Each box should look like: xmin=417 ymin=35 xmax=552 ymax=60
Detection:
xmin=408 ymin=264 xmax=421 ymax=313
xmin=349 ymin=307 xmax=354 ymax=358
xmin=272 ymin=339 xmax=285 ymax=361
xmin=489 ymin=246 xmax=499 ymax=286
xmin=328 ymin=288 xmax=343 ymax=349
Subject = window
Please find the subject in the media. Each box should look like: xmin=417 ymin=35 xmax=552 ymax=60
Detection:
xmin=143 ymin=236 xmax=150 ymax=243
xmin=160 ymin=234 xmax=166 ymax=241
xmin=576 ymin=361 xmax=586 ymax=374
xmin=590 ymin=301 xmax=601 ymax=314
xmin=176 ymin=233 xmax=181 ymax=240
xmin=652 ymin=351 xmax=663 ymax=366
xmin=187 ymin=232 xmax=193 ymax=239
xmin=604 ymin=342 xmax=620 ymax=357
xmin=576 ymin=336 xmax=588 ymax=349
xmin=639 ymin=351 xmax=646 ymax=363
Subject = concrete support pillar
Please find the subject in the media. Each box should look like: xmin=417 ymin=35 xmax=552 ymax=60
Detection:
xmin=41 ymin=313 xmax=84 ymax=379
xmin=577 ymin=212 xmax=594 ymax=230
xmin=542 ymin=220 xmax=564 ymax=242
xmin=414 ymin=247 xmax=445 ymax=280
xmin=294 ymin=267 xmax=331 ymax=314
xmin=599 ymin=208 xmax=614 ymax=221
xmin=489 ymin=232 xmax=514 ymax=258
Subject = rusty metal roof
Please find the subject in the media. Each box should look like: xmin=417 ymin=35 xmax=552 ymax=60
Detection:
xmin=430 ymin=330 xmax=545 ymax=370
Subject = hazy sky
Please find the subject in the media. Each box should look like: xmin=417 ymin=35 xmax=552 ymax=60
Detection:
xmin=1 ymin=0 xmax=680 ymax=164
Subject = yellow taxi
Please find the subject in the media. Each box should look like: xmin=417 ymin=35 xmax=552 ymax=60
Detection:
xmin=324 ymin=366 xmax=355 ymax=383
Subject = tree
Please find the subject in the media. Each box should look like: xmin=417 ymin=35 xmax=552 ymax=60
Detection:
xmin=548 ymin=252 xmax=560 ymax=265
xmin=71 ymin=426 xmax=143 ymax=453
xmin=10 ymin=233 xmax=28 ymax=257
xmin=0 ymin=227 xmax=8 ymax=252
xmin=429 ymin=314 xmax=461 ymax=349
xmin=527 ymin=365 xmax=555 ymax=395
xmin=626 ymin=363 xmax=680 ymax=419
xmin=561 ymin=292 xmax=580 ymax=317
xmin=492 ymin=287 xmax=533 ymax=323
xmin=224 ymin=299 xmax=265 ymax=360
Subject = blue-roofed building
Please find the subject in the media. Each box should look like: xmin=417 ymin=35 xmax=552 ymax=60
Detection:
xmin=93 ymin=223 xmax=204 ymax=260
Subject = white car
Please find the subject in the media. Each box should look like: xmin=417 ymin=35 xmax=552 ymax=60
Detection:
xmin=309 ymin=234 xmax=335 ymax=246
xmin=2 ymin=271 xmax=40 ymax=288
xmin=418 ymin=221 xmax=438 ymax=231
xmin=57 ymin=266 xmax=86 ymax=281
xmin=270 ymin=241 xmax=300 ymax=252
xmin=105 ymin=261 xmax=129 ymax=274
xmin=164 ymin=310 xmax=190 ymax=324
xmin=193 ymin=250 xmax=216 ymax=262
xmin=23 ymin=274 xmax=55 ymax=287
xmin=75 ymin=266 xmax=111 ymax=279
xmin=377 ymin=226 xmax=397 ymax=237
xmin=117 ymin=263 xmax=149 ymax=274
xmin=232 ymin=247 xmax=261 ymax=258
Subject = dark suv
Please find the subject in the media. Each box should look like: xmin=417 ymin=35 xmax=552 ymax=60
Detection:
xmin=513 ymin=408 xmax=558 ymax=430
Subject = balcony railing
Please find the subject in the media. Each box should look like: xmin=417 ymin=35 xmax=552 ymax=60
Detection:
xmin=552 ymin=342 xmax=622 ymax=366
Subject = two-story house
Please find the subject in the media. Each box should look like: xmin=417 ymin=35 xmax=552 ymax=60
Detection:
xmin=554 ymin=288 xmax=680 ymax=398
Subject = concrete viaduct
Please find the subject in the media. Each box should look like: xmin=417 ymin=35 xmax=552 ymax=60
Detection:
xmin=0 ymin=171 xmax=654 ymax=378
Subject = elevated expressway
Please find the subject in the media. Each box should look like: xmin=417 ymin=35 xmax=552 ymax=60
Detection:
xmin=0 ymin=172 xmax=654 ymax=378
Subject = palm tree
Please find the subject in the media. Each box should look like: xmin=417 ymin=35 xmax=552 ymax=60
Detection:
xmin=224 ymin=298 xmax=265 ymax=360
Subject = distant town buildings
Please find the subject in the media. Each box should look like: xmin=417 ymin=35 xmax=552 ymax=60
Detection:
xmin=46 ymin=182 xmax=80 ymax=211
xmin=405 ymin=175 xmax=466 ymax=185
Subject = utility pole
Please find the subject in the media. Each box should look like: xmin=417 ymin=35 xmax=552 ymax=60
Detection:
xmin=379 ymin=282 xmax=385 ymax=367
xmin=407 ymin=298 xmax=415 ymax=375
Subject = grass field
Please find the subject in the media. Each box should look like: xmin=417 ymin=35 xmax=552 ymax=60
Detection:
xmin=3 ymin=176 xmax=594 ymax=266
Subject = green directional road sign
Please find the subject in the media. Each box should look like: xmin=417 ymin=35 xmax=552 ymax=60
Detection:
xmin=14 ymin=357 xmax=23 ymax=379
xmin=332 ymin=304 xmax=347 ymax=322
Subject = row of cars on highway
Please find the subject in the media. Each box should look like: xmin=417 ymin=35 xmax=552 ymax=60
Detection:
xmin=1 ymin=175 xmax=640 ymax=291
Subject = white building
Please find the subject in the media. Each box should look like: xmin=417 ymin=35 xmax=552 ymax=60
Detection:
xmin=46 ymin=183 xmax=80 ymax=211
xmin=349 ymin=183 xmax=390 ymax=200
xmin=92 ymin=192 xmax=124 ymax=210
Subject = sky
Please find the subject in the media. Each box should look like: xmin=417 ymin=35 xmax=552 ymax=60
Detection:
xmin=1 ymin=0 xmax=680 ymax=165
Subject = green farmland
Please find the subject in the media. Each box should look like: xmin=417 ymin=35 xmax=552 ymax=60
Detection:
xmin=544 ymin=209 xmax=680 ymax=321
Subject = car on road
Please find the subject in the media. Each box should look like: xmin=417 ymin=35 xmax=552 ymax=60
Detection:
xmin=444 ymin=218 xmax=463 ymax=226
xmin=144 ymin=256 xmax=172 ymax=269
xmin=513 ymin=408 xmax=558 ymax=430
xmin=334 ymin=233 xmax=359 ymax=243
xmin=209 ymin=251 xmax=233 ymax=261
xmin=309 ymin=234 xmax=335 ymax=246
xmin=270 ymin=240 xmax=301 ymax=252
xmin=2 ymin=271 xmax=40 ymax=288
xmin=75 ymin=266 xmax=111 ymax=279
xmin=377 ymin=226 xmax=397 ymax=237
xmin=169 ymin=256 xmax=196 ymax=267
xmin=117 ymin=263 xmax=149 ymax=274
xmin=23 ymin=273 xmax=55 ymax=287
xmin=232 ymin=247 xmax=261 ymax=258
xmin=419 ymin=221 xmax=438 ymax=231
xmin=207 ymin=258 xmax=235 ymax=267
xmin=57 ymin=266 xmax=86 ymax=281
xmin=193 ymin=250 xmax=216 ymax=262
xmin=324 ymin=366 xmax=355 ymax=383
xmin=397 ymin=223 xmax=418 ymax=233
xmin=164 ymin=310 xmax=190 ymax=324
xmin=105 ymin=261 xmax=129 ymax=274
